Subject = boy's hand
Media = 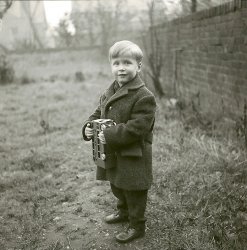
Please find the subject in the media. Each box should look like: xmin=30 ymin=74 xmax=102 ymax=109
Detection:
xmin=98 ymin=131 xmax=106 ymax=144
xmin=85 ymin=124 xmax=93 ymax=140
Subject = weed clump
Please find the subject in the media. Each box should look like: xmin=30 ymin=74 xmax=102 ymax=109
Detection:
xmin=75 ymin=71 xmax=85 ymax=82
xmin=0 ymin=54 xmax=15 ymax=84
xmin=21 ymin=151 xmax=60 ymax=172
xmin=20 ymin=73 xmax=34 ymax=84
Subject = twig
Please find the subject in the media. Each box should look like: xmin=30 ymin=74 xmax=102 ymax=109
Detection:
xmin=85 ymin=239 xmax=94 ymax=247
xmin=235 ymin=159 xmax=247 ymax=168
xmin=66 ymin=235 xmax=72 ymax=249
xmin=244 ymin=100 xmax=247 ymax=148
xmin=52 ymin=240 xmax=59 ymax=250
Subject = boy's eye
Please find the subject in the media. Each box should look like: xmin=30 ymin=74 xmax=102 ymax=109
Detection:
xmin=113 ymin=61 xmax=119 ymax=66
xmin=124 ymin=61 xmax=132 ymax=65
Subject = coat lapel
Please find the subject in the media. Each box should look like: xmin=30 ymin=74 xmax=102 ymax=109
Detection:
xmin=104 ymin=82 xmax=115 ymax=100
xmin=105 ymin=74 xmax=144 ymax=109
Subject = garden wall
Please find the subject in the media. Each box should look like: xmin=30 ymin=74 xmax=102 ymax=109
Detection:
xmin=157 ymin=0 xmax=247 ymax=116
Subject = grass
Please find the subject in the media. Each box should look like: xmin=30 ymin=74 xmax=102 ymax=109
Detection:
xmin=0 ymin=153 xmax=59 ymax=250
xmin=0 ymin=48 xmax=246 ymax=250
xmin=145 ymin=102 xmax=247 ymax=250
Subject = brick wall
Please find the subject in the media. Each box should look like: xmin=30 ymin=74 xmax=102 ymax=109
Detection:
xmin=156 ymin=0 xmax=247 ymax=116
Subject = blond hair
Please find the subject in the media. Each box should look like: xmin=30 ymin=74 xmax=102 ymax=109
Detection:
xmin=109 ymin=40 xmax=143 ymax=63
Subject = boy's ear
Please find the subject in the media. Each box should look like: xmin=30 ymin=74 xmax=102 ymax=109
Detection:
xmin=137 ymin=62 xmax=142 ymax=72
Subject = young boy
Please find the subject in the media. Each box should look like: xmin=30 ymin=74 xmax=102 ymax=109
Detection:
xmin=82 ymin=40 xmax=156 ymax=243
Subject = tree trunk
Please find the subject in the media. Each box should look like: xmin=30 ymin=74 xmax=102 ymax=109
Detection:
xmin=0 ymin=0 xmax=12 ymax=18
xmin=21 ymin=1 xmax=44 ymax=49
xmin=154 ymin=78 xmax=165 ymax=98
xmin=191 ymin=0 xmax=197 ymax=13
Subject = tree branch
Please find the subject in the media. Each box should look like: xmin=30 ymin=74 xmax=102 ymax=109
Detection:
xmin=0 ymin=0 xmax=13 ymax=19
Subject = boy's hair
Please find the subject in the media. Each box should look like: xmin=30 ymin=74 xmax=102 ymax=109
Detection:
xmin=109 ymin=40 xmax=143 ymax=63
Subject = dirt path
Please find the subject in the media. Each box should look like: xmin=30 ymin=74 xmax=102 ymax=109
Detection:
xmin=44 ymin=168 xmax=149 ymax=250
xmin=43 ymin=139 xmax=150 ymax=250
xmin=38 ymin=81 xmax=152 ymax=250
xmin=0 ymin=80 xmax=154 ymax=250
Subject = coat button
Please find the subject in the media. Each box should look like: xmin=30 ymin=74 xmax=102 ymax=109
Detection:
xmin=109 ymin=106 xmax=112 ymax=111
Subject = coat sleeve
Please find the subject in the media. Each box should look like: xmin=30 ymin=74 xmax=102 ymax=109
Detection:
xmin=103 ymin=95 xmax=156 ymax=147
xmin=81 ymin=94 xmax=104 ymax=141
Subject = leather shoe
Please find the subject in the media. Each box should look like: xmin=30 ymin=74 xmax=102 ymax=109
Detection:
xmin=105 ymin=213 xmax=128 ymax=224
xmin=116 ymin=227 xmax=145 ymax=243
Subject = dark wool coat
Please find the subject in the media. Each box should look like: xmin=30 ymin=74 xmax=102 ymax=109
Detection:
xmin=82 ymin=74 xmax=156 ymax=190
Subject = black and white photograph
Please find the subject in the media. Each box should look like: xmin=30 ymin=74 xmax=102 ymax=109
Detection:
xmin=0 ymin=0 xmax=246 ymax=249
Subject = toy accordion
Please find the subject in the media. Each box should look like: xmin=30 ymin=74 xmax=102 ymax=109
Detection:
xmin=87 ymin=119 xmax=116 ymax=168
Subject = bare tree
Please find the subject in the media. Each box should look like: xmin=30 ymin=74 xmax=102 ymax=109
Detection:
xmin=84 ymin=11 xmax=97 ymax=46
xmin=71 ymin=1 xmax=98 ymax=47
xmin=70 ymin=0 xmax=126 ymax=50
xmin=141 ymin=0 xmax=219 ymax=98
xmin=0 ymin=0 xmax=13 ymax=52
xmin=96 ymin=0 xmax=126 ymax=54
xmin=21 ymin=1 xmax=44 ymax=49
xmin=0 ymin=0 xmax=12 ymax=19
xmin=191 ymin=0 xmax=197 ymax=12
xmin=179 ymin=0 xmax=217 ymax=15
xmin=141 ymin=0 xmax=165 ymax=98
xmin=0 ymin=1 xmax=14 ymax=83
xmin=55 ymin=13 xmax=73 ymax=48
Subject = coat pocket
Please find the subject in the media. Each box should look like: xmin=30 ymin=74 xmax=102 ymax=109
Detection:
xmin=105 ymin=153 xmax=117 ymax=169
xmin=120 ymin=143 xmax=142 ymax=157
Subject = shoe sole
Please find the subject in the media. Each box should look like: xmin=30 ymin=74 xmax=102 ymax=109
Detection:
xmin=115 ymin=233 xmax=145 ymax=243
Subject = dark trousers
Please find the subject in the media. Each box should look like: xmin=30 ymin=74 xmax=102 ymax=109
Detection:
xmin=110 ymin=183 xmax=148 ymax=232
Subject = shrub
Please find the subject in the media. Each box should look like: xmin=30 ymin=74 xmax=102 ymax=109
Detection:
xmin=12 ymin=38 xmax=37 ymax=52
xmin=20 ymin=73 xmax=34 ymax=84
xmin=0 ymin=54 xmax=15 ymax=84
xmin=75 ymin=71 xmax=85 ymax=82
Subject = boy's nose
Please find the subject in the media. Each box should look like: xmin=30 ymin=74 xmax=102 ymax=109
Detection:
xmin=119 ymin=64 xmax=125 ymax=71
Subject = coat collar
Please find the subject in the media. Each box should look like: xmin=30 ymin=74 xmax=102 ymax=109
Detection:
xmin=105 ymin=74 xmax=144 ymax=107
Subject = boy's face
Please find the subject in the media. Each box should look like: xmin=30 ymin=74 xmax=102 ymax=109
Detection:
xmin=110 ymin=56 xmax=141 ymax=85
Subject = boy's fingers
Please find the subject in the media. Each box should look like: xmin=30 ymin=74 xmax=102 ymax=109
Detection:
xmin=99 ymin=139 xmax=106 ymax=144
xmin=98 ymin=132 xmax=106 ymax=144
xmin=85 ymin=129 xmax=93 ymax=134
